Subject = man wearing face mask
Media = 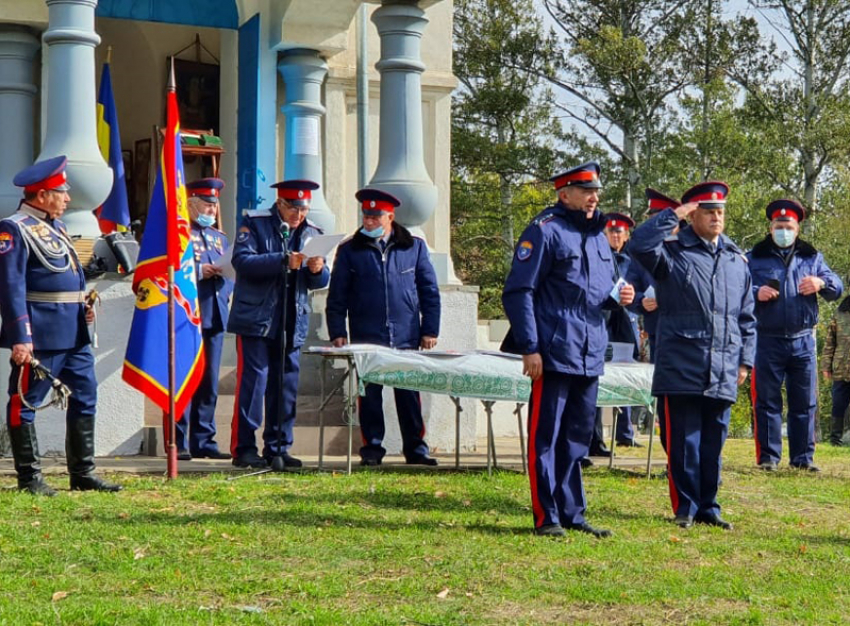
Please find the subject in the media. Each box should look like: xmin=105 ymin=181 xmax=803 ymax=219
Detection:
xmin=631 ymin=181 xmax=756 ymax=530
xmin=746 ymin=199 xmax=842 ymax=473
xmin=174 ymin=178 xmax=233 ymax=460
xmin=228 ymin=179 xmax=329 ymax=469
xmin=502 ymin=162 xmax=635 ymax=538
xmin=326 ymin=188 xmax=441 ymax=467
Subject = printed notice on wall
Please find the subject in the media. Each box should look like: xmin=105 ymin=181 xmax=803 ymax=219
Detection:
xmin=293 ymin=117 xmax=319 ymax=156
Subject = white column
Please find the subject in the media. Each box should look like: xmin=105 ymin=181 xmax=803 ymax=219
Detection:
xmin=40 ymin=0 xmax=112 ymax=236
xmin=370 ymin=1 xmax=437 ymax=231
xmin=277 ymin=49 xmax=336 ymax=233
xmin=0 ymin=26 xmax=40 ymax=217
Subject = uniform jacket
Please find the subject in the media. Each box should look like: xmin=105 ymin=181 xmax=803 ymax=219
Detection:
xmin=625 ymin=252 xmax=659 ymax=337
xmin=0 ymin=204 xmax=89 ymax=350
xmin=630 ymin=208 xmax=757 ymax=402
xmin=227 ymin=207 xmax=329 ymax=345
xmin=190 ymin=223 xmax=233 ymax=332
xmin=746 ymin=236 xmax=842 ymax=338
xmin=326 ymin=222 xmax=440 ymax=349
xmin=501 ymin=203 xmax=617 ymax=377
xmin=607 ymin=247 xmax=640 ymax=358
xmin=822 ymin=298 xmax=850 ymax=381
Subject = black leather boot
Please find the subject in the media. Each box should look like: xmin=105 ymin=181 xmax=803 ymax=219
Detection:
xmin=829 ymin=413 xmax=845 ymax=446
xmin=66 ymin=416 xmax=122 ymax=492
xmin=9 ymin=423 xmax=57 ymax=496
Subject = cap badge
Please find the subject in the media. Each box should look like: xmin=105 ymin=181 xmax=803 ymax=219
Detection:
xmin=711 ymin=192 xmax=719 ymax=200
xmin=781 ymin=208 xmax=786 ymax=216
xmin=298 ymin=190 xmax=304 ymax=198
xmin=370 ymin=201 xmax=376 ymax=208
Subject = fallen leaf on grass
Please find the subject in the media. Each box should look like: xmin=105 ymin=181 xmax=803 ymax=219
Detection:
xmin=51 ymin=591 xmax=69 ymax=602
xmin=434 ymin=491 xmax=447 ymax=499
xmin=237 ymin=605 xmax=263 ymax=613
xmin=133 ymin=548 xmax=146 ymax=560
xmin=117 ymin=512 xmax=130 ymax=520
xmin=799 ymin=544 xmax=807 ymax=554
xmin=31 ymin=521 xmax=40 ymax=527
xmin=436 ymin=587 xmax=450 ymax=599
xmin=668 ymin=535 xmax=682 ymax=543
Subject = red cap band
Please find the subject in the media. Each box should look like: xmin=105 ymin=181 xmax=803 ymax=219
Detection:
xmin=189 ymin=187 xmax=220 ymax=199
xmin=552 ymin=170 xmax=598 ymax=189
xmin=770 ymin=208 xmax=798 ymax=221
xmin=362 ymin=199 xmax=395 ymax=213
xmin=278 ymin=188 xmax=312 ymax=201
xmin=24 ymin=171 xmax=67 ymax=194
xmin=606 ymin=219 xmax=629 ymax=230
xmin=689 ymin=191 xmax=726 ymax=204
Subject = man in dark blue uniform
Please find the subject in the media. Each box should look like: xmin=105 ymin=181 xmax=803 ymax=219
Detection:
xmin=0 ymin=156 xmax=121 ymax=495
xmin=631 ymin=181 xmax=756 ymax=530
xmin=327 ymin=189 xmax=441 ymax=467
xmin=227 ymin=180 xmax=329 ymax=469
xmin=502 ymin=162 xmax=635 ymax=538
xmin=746 ymin=199 xmax=842 ymax=472
xmin=175 ymin=178 xmax=233 ymax=460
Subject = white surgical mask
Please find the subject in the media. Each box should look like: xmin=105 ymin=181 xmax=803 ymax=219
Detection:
xmin=360 ymin=225 xmax=384 ymax=238
xmin=196 ymin=214 xmax=216 ymax=228
xmin=772 ymin=228 xmax=796 ymax=248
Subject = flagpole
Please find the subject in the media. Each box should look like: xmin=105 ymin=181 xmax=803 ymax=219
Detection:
xmin=166 ymin=59 xmax=178 ymax=480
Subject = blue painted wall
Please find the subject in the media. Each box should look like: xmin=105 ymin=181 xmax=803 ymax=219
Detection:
xmin=96 ymin=0 xmax=239 ymax=29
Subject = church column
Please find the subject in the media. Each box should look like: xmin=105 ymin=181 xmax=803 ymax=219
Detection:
xmin=277 ymin=49 xmax=335 ymax=233
xmin=0 ymin=26 xmax=40 ymax=217
xmin=370 ymin=1 xmax=437 ymax=232
xmin=40 ymin=0 xmax=112 ymax=236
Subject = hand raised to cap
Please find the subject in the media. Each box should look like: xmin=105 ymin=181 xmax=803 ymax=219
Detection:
xmin=674 ymin=202 xmax=699 ymax=220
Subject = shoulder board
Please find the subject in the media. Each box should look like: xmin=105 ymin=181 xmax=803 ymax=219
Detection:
xmin=663 ymin=235 xmax=679 ymax=243
xmin=7 ymin=214 xmax=29 ymax=224
xmin=532 ymin=214 xmax=557 ymax=227
xmin=739 ymin=253 xmax=748 ymax=263
xmin=243 ymin=208 xmax=271 ymax=218
xmin=304 ymin=219 xmax=324 ymax=235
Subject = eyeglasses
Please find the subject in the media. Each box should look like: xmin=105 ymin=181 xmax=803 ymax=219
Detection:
xmin=278 ymin=200 xmax=310 ymax=214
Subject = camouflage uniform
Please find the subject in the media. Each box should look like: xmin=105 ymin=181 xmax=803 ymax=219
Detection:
xmin=822 ymin=298 xmax=850 ymax=444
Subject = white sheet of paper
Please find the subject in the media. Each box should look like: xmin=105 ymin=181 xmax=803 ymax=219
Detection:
xmin=609 ymin=277 xmax=627 ymax=303
xmin=212 ymin=245 xmax=236 ymax=280
xmin=644 ymin=285 xmax=656 ymax=300
xmin=299 ymin=233 xmax=346 ymax=258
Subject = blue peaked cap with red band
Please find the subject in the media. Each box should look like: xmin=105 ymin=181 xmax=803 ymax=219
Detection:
xmin=356 ymin=188 xmax=401 ymax=215
xmin=550 ymin=161 xmax=602 ymax=190
xmin=681 ymin=181 xmax=729 ymax=208
xmin=645 ymin=188 xmax=680 ymax=214
xmin=604 ymin=212 xmax=636 ymax=230
xmin=13 ymin=155 xmax=70 ymax=193
xmin=186 ymin=177 xmax=225 ymax=203
xmin=766 ymin=199 xmax=806 ymax=223
xmin=271 ymin=179 xmax=319 ymax=205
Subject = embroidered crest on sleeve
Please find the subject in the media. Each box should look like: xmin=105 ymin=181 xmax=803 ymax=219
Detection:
xmin=516 ymin=240 xmax=534 ymax=261
xmin=0 ymin=232 xmax=13 ymax=255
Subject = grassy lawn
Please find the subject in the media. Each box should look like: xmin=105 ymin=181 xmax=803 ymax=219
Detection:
xmin=1 ymin=439 xmax=849 ymax=625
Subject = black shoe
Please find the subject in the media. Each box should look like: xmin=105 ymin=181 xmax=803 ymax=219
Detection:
xmin=70 ymin=474 xmax=122 ymax=492
xmin=694 ymin=513 xmax=733 ymax=530
xmin=580 ymin=457 xmax=594 ymax=468
xmin=360 ymin=457 xmax=382 ymax=467
xmin=19 ymin=477 xmax=58 ymax=497
xmin=534 ymin=524 xmax=566 ymax=537
xmin=617 ymin=439 xmax=644 ymax=448
xmin=757 ymin=460 xmax=778 ymax=472
xmin=192 ymin=449 xmax=232 ymax=460
xmin=280 ymin=453 xmax=302 ymax=468
xmin=405 ymin=455 xmax=438 ymax=466
xmin=232 ymin=454 xmax=268 ymax=469
xmin=673 ymin=515 xmax=693 ymax=529
xmin=588 ymin=446 xmax=612 ymax=458
xmin=176 ymin=449 xmax=192 ymax=461
xmin=790 ymin=463 xmax=820 ymax=473
xmin=564 ymin=522 xmax=611 ymax=538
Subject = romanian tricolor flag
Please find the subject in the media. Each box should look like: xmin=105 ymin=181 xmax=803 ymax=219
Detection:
xmin=95 ymin=61 xmax=131 ymax=233
xmin=122 ymin=70 xmax=205 ymax=421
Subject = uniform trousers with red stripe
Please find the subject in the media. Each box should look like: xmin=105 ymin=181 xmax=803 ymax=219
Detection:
xmin=659 ymin=394 xmax=731 ymax=519
xmin=527 ymin=372 xmax=598 ymax=529
xmin=6 ymin=346 xmax=97 ymax=427
xmin=358 ymin=383 xmax=429 ymax=462
xmin=231 ymin=335 xmax=301 ymax=460
xmin=751 ymin=334 xmax=817 ymax=466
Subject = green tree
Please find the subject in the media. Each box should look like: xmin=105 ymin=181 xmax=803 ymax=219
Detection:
xmin=451 ymin=0 xmax=564 ymax=316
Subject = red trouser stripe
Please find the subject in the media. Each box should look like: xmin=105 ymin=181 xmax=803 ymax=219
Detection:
xmin=751 ymin=367 xmax=761 ymax=462
xmin=230 ymin=336 xmax=244 ymax=458
xmin=9 ymin=363 xmax=30 ymax=428
xmin=664 ymin=395 xmax=679 ymax=515
xmin=528 ymin=376 xmax=545 ymax=528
